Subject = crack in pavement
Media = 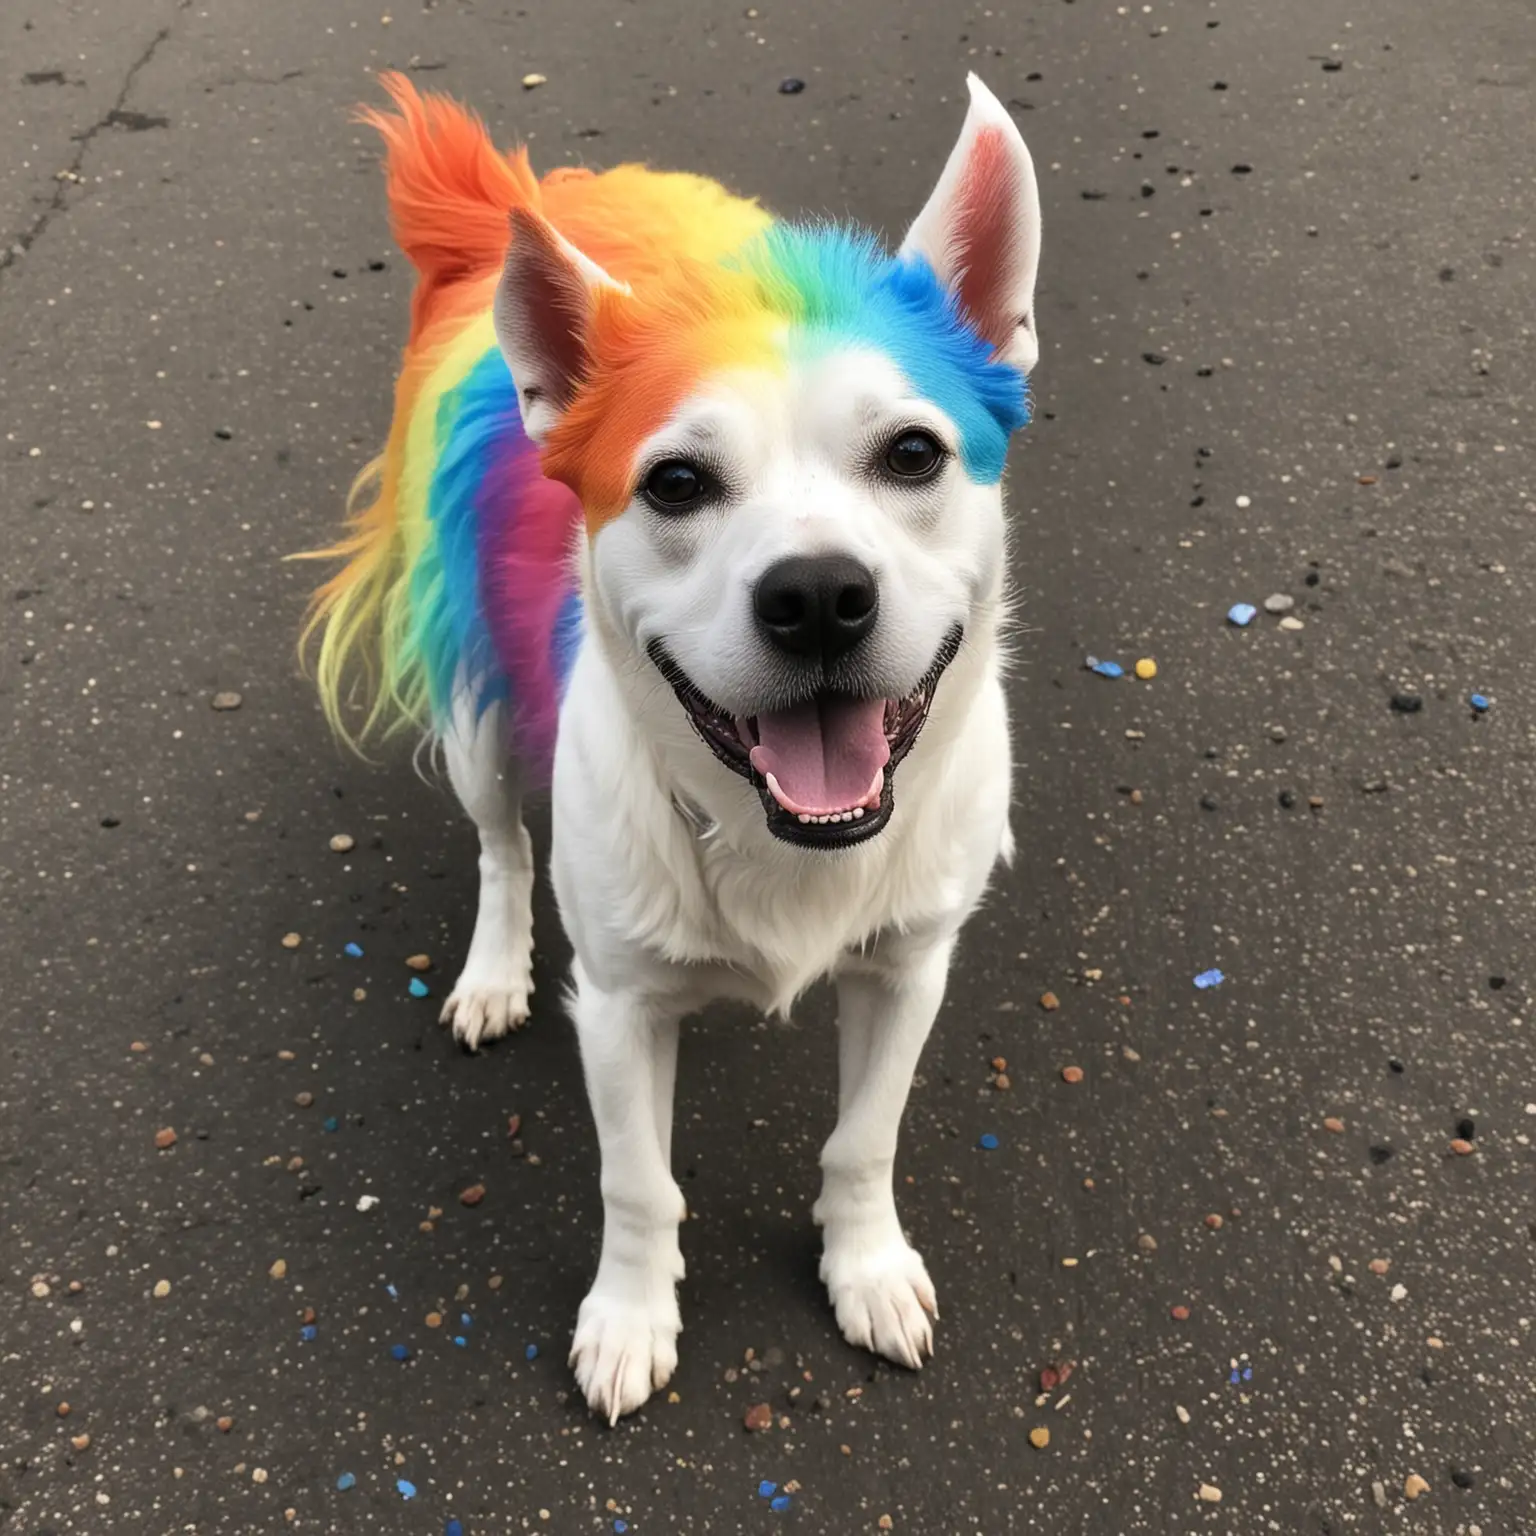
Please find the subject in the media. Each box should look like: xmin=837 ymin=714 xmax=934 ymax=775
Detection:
xmin=0 ymin=0 xmax=192 ymax=290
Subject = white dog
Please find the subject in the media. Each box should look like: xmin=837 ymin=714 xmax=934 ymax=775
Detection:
xmin=304 ymin=71 xmax=1040 ymax=1421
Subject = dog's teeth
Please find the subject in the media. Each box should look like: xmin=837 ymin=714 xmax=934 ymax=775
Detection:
xmin=852 ymin=807 xmax=864 ymax=819
xmin=798 ymin=813 xmax=811 ymax=824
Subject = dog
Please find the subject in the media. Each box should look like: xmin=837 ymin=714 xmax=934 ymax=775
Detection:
xmin=303 ymin=72 xmax=1041 ymax=1422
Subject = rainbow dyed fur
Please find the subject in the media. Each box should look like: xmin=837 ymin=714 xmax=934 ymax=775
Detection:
xmin=301 ymin=73 xmax=1043 ymax=1423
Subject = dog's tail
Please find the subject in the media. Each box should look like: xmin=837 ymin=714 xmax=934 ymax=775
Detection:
xmin=362 ymin=72 xmax=543 ymax=337
xmin=296 ymin=75 xmax=547 ymax=750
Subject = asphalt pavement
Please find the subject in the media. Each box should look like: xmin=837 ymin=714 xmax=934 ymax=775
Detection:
xmin=3 ymin=0 xmax=1534 ymax=1531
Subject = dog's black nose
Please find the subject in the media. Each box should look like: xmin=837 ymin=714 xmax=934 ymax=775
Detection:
xmin=753 ymin=554 xmax=879 ymax=663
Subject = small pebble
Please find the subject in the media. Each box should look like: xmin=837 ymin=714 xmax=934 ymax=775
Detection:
xmin=1370 ymin=1481 xmax=1387 ymax=1508
xmin=329 ymin=834 xmax=355 ymax=853
xmin=1226 ymin=603 xmax=1257 ymax=627
xmin=1061 ymin=1066 xmax=1084 ymax=1084
xmin=1404 ymin=1473 xmax=1430 ymax=1501
xmin=56 ymin=1402 xmax=71 ymax=1418
xmin=211 ymin=691 xmax=243 ymax=711
xmin=1204 ymin=1214 xmax=1223 ymax=1230
xmin=1449 ymin=1138 xmax=1474 ymax=1156
xmin=1390 ymin=692 xmax=1423 ymax=714
xmin=153 ymin=1280 xmax=171 ymax=1298
xmin=1262 ymin=593 xmax=1294 ymax=614
xmin=1137 ymin=1233 xmax=1158 ymax=1253
xmin=1198 ymin=1484 xmax=1223 ymax=1504
xmin=460 ymin=1183 xmax=486 ymax=1206
xmin=743 ymin=1402 xmax=773 ymax=1432
xmin=1028 ymin=1427 xmax=1050 ymax=1449
xmin=1170 ymin=1304 xmax=1190 ymax=1321
xmin=1134 ymin=657 xmax=1157 ymax=679
xmin=406 ymin=953 xmax=432 ymax=971
xmin=778 ymin=77 xmax=805 ymax=94
xmin=521 ymin=72 xmax=546 ymax=88
xmin=217 ymin=1416 xmax=234 ymax=1433
xmin=1279 ymin=615 xmax=1305 ymax=631
xmin=71 ymin=1433 xmax=91 ymax=1450
xmin=269 ymin=1259 xmax=287 ymax=1280
xmin=281 ymin=932 xmax=302 ymax=949
xmin=1175 ymin=1405 xmax=1190 ymax=1425
xmin=154 ymin=1128 xmax=178 ymax=1150
xmin=993 ymin=1073 xmax=1011 ymax=1090
xmin=295 ymin=1091 xmax=314 ymax=1108
xmin=356 ymin=1194 xmax=380 ymax=1211
xmin=1039 ymin=991 xmax=1060 ymax=1011
xmin=1323 ymin=1117 xmax=1345 ymax=1134
xmin=1368 ymin=1258 xmax=1391 ymax=1275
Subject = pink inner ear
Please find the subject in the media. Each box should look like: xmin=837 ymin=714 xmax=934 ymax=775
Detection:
xmin=503 ymin=213 xmax=589 ymax=407
xmin=949 ymin=125 xmax=1024 ymax=355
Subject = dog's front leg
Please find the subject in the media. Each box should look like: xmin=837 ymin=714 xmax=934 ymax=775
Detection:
xmin=568 ymin=968 xmax=686 ymax=1423
xmin=814 ymin=939 xmax=952 ymax=1368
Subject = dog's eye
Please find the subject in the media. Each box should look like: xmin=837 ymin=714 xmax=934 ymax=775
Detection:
xmin=884 ymin=431 xmax=945 ymax=480
xmin=643 ymin=460 xmax=706 ymax=510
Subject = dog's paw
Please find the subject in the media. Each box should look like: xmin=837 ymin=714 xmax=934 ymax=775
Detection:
xmin=821 ymin=1236 xmax=937 ymax=1370
xmin=569 ymin=1283 xmax=681 ymax=1425
xmin=439 ymin=959 xmax=532 ymax=1051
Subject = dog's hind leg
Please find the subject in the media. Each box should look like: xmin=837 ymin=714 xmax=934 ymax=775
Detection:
xmin=439 ymin=687 xmax=536 ymax=1050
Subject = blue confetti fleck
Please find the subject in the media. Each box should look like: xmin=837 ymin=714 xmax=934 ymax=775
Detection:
xmin=525 ymin=1343 xmax=539 ymax=1361
xmin=1193 ymin=969 xmax=1225 ymax=990
xmin=446 ymin=1521 xmax=464 ymax=1536
xmin=978 ymin=1132 xmax=1000 ymax=1151
xmin=344 ymin=942 xmax=364 ymax=958
xmin=408 ymin=976 xmax=430 ymax=998
xmin=453 ymin=1335 xmax=467 ymax=1348
xmin=385 ymin=1283 xmax=398 ymax=1300
xmin=1470 ymin=693 xmax=1490 ymax=712
xmin=300 ymin=1324 xmax=318 ymax=1342
xmin=758 ymin=1481 xmax=778 ymax=1499
xmin=614 ymin=1523 xmax=628 ymax=1534
xmin=323 ymin=1116 xmax=340 ymax=1133
xmin=460 ymin=1312 xmax=472 ymax=1328
xmin=770 ymin=1495 xmax=792 ymax=1513
xmin=1227 ymin=603 xmax=1257 ymax=627
xmin=390 ymin=1343 xmax=411 ymax=1362
xmin=336 ymin=1472 xmax=356 ymax=1491
xmin=397 ymin=1479 xmax=417 ymax=1500
xmin=1090 ymin=658 xmax=1124 ymax=678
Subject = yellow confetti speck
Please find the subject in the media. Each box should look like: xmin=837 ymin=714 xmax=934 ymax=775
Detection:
xmin=1135 ymin=657 xmax=1157 ymax=680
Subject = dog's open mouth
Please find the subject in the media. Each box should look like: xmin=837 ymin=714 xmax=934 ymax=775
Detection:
xmin=651 ymin=627 xmax=963 ymax=849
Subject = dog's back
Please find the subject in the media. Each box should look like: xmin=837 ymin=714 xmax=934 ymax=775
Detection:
xmin=302 ymin=76 xmax=768 ymax=774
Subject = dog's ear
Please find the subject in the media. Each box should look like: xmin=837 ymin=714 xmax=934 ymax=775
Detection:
xmin=899 ymin=74 xmax=1042 ymax=374
xmin=495 ymin=209 xmax=626 ymax=442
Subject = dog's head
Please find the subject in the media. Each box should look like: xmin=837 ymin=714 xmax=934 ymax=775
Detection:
xmin=497 ymin=76 xmax=1040 ymax=849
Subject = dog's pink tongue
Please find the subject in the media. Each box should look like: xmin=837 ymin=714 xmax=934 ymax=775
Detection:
xmin=748 ymin=698 xmax=890 ymax=815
